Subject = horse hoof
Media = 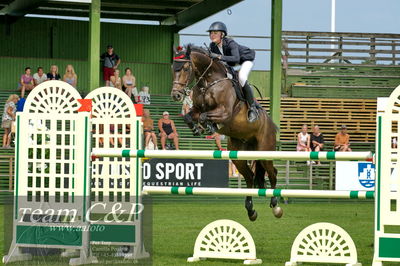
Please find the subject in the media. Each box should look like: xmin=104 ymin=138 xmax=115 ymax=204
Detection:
xmin=272 ymin=206 xmax=283 ymax=218
xmin=248 ymin=210 xmax=258 ymax=221
xmin=270 ymin=196 xmax=278 ymax=208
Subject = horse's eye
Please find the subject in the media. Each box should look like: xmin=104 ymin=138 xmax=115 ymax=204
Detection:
xmin=183 ymin=67 xmax=190 ymax=72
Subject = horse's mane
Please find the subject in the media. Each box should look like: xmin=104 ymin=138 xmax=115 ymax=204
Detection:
xmin=185 ymin=44 xmax=209 ymax=58
xmin=184 ymin=44 xmax=227 ymax=73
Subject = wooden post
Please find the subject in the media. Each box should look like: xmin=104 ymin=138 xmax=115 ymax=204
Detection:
xmin=88 ymin=0 xmax=101 ymax=91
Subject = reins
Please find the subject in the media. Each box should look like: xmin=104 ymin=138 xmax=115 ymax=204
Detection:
xmin=173 ymin=54 xmax=230 ymax=96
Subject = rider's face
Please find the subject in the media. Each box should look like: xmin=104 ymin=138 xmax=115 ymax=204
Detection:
xmin=209 ymin=31 xmax=223 ymax=44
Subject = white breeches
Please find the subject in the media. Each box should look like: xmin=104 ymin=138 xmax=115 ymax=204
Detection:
xmin=238 ymin=60 xmax=254 ymax=87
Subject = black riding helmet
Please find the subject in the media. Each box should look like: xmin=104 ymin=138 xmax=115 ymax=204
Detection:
xmin=207 ymin=21 xmax=228 ymax=36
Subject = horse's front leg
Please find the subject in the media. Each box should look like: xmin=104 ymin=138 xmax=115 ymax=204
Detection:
xmin=183 ymin=109 xmax=201 ymax=136
xmin=199 ymin=105 xmax=231 ymax=124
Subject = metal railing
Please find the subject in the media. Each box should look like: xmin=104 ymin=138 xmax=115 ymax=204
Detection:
xmin=282 ymin=31 xmax=400 ymax=65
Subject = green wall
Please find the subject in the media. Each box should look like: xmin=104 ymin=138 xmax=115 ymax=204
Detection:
xmin=0 ymin=17 xmax=173 ymax=94
xmin=249 ymin=70 xmax=270 ymax=97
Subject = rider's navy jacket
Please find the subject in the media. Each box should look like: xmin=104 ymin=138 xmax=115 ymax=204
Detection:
xmin=210 ymin=37 xmax=255 ymax=66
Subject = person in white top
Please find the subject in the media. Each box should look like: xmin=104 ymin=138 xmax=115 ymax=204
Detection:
xmin=297 ymin=124 xmax=311 ymax=152
xmin=33 ymin=67 xmax=48 ymax=86
xmin=137 ymin=86 xmax=150 ymax=105
xmin=181 ymin=90 xmax=193 ymax=116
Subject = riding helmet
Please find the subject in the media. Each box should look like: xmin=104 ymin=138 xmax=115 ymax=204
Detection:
xmin=207 ymin=21 xmax=228 ymax=36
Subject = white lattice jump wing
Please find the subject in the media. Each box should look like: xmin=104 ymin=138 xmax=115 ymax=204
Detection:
xmin=187 ymin=219 xmax=261 ymax=265
xmin=285 ymin=222 xmax=361 ymax=266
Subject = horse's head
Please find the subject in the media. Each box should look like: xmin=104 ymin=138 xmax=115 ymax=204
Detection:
xmin=171 ymin=44 xmax=227 ymax=102
xmin=171 ymin=47 xmax=193 ymax=102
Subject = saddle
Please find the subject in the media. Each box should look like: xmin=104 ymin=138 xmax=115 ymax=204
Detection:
xmin=222 ymin=63 xmax=246 ymax=102
xmin=222 ymin=63 xmax=263 ymax=110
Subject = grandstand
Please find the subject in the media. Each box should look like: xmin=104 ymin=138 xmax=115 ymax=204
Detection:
xmin=1 ymin=31 xmax=398 ymax=201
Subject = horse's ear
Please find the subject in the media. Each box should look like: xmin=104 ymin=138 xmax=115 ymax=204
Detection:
xmin=186 ymin=45 xmax=191 ymax=58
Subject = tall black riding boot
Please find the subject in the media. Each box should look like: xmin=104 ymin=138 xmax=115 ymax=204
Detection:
xmin=242 ymin=82 xmax=258 ymax=123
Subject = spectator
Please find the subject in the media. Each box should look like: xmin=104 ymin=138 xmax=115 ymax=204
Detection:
xmin=100 ymin=44 xmax=120 ymax=86
xmin=122 ymin=68 xmax=137 ymax=101
xmin=2 ymin=95 xmax=18 ymax=148
xmin=158 ymin=111 xmax=179 ymax=150
xmin=63 ymin=64 xmax=78 ymax=88
xmin=311 ymin=125 xmax=324 ymax=165
xmin=297 ymin=124 xmax=311 ymax=152
xmin=110 ymin=69 xmax=122 ymax=90
xmin=392 ymin=137 xmax=397 ymax=149
xmin=297 ymin=124 xmax=311 ymax=165
xmin=311 ymin=125 xmax=324 ymax=151
xmin=142 ymin=109 xmax=158 ymax=149
xmin=47 ymin=65 xmax=61 ymax=80
xmin=206 ymin=132 xmax=224 ymax=150
xmin=182 ymin=90 xmax=193 ymax=116
xmin=137 ymin=86 xmax=150 ymax=105
xmin=334 ymin=125 xmax=352 ymax=152
xmin=16 ymin=97 xmax=26 ymax=112
xmin=33 ymin=67 xmax=48 ymax=87
xmin=19 ymin=67 xmax=34 ymax=98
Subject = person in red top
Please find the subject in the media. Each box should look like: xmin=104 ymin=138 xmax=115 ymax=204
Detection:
xmin=100 ymin=44 xmax=121 ymax=86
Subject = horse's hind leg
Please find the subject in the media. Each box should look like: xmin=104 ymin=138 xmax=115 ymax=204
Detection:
xmin=232 ymin=159 xmax=258 ymax=221
xmin=260 ymin=160 xmax=283 ymax=218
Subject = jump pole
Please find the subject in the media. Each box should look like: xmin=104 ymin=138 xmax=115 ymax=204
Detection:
xmin=142 ymin=186 xmax=374 ymax=199
xmin=92 ymin=149 xmax=373 ymax=162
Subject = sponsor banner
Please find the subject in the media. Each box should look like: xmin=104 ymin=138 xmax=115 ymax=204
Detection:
xmin=143 ymin=158 xmax=229 ymax=187
xmin=335 ymin=161 xmax=375 ymax=191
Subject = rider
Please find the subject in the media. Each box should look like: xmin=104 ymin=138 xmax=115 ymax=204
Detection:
xmin=207 ymin=21 xmax=258 ymax=123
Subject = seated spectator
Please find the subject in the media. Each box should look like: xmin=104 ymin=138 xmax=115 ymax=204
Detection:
xmin=137 ymin=86 xmax=150 ymax=105
xmin=110 ymin=69 xmax=122 ymax=90
xmin=19 ymin=67 xmax=34 ymax=98
xmin=2 ymin=95 xmax=19 ymax=148
xmin=182 ymin=90 xmax=193 ymax=116
xmin=334 ymin=125 xmax=352 ymax=152
xmin=311 ymin=125 xmax=324 ymax=151
xmin=158 ymin=111 xmax=179 ymax=150
xmin=63 ymin=64 xmax=78 ymax=88
xmin=16 ymin=97 xmax=26 ymax=112
xmin=122 ymin=68 xmax=138 ymax=102
xmin=142 ymin=109 xmax=158 ymax=149
xmin=297 ymin=124 xmax=311 ymax=165
xmin=206 ymin=132 xmax=224 ymax=150
xmin=296 ymin=124 xmax=311 ymax=152
xmin=311 ymin=125 xmax=324 ymax=165
xmin=33 ymin=67 xmax=48 ymax=86
xmin=47 ymin=65 xmax=61 ymax=80
xmin=392 ymin=137 xmax=398 ymax=149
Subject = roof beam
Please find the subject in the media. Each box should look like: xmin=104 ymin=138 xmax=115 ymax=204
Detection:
xmin=101 ymin=0 xmax=195 ymax=10
xmin=0 ymin=0 xmax=45 ymax=16
xmin=30 ymin=9 xmax=164 ymax=21
xmin=162 ymin=0 xmax=243 ymax=28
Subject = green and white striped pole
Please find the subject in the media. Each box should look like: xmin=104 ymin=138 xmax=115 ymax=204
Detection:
xmin=92 ymin=149 xmax=373 ymax=162
xmin=142 ymin=186 xmax=375 ymax=199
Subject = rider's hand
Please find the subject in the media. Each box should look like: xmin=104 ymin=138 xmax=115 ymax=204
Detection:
xmin=210 ymin=53 xmax=221 ymax=60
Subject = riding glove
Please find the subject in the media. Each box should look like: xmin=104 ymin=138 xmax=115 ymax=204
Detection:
xmin=210 ymin=53 xmax=221 ymax=60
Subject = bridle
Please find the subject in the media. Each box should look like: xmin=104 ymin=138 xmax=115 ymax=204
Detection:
xmin=172 ymin=58 xmax=195 ymax=96
xmin=172 ymin=54 xmax=227 ymax=97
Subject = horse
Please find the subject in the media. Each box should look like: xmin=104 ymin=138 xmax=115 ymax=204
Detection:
xmin=171 ymin=45 xmax=283 ymax=221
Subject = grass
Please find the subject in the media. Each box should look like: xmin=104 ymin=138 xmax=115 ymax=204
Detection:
xmin=1 ymin=197 xmax=399 ymax=265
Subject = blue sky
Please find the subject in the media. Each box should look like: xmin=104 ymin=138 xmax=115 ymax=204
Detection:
xmin=180 ymin=0 xmax=400 ymax=70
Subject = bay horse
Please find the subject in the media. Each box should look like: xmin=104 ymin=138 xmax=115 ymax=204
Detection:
xmin=171 ymin=45 xmax=282 ymax=221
